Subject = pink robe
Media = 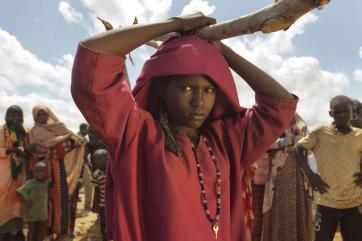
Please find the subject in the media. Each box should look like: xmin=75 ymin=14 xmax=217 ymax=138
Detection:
xmin=71 ymin=36 xmax=297 ymax=241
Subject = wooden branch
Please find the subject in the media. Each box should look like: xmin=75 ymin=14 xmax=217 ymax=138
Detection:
xmin=197 ymin=0 xmax=331 ymax=40
xmin=97 ymin=0 xmax=331 ymax=43
xmin=96 ymin=17 xmax=113 ymax=31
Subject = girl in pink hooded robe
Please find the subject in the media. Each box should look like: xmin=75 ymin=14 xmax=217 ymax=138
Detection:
xmin=71 ymin=12 xmax=297 ymax=241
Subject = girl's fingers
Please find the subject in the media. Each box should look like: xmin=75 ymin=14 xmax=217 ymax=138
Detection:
xmin=205 ymin=17 xmax=216 ymax=25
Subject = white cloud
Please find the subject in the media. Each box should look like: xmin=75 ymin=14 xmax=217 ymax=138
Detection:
xmin=0 ymin=27 xmax=71 ymax=95
xmin=354 ymin=47 xmax=362 ymax=82
xmin=0 ymin=27 xmax=83 ymax=130
xmin=80 ymin=0 xmax=172 ymax=33
xmin=181 ymin=0 xmax=216 ymax=16
xmin=224 ymin=13 xmax=349 ymax=127
xmin=354 ymin=69 xmax=362 ymax=82
xmin=58 ymin=1 xmax=83 ymax=23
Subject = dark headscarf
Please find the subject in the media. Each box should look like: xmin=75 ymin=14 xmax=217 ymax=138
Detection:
xmin=5 ymin=105 xmax=26 ymax=140
xmin=4 ymin=105 xmax=27 ymax=180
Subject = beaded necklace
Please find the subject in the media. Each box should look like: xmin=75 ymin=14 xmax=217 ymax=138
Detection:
xmin=191 ymin=135 xmax=222 ymax=239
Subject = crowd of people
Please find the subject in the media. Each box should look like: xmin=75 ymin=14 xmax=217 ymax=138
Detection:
xmin=0 ymin=106 xmax=108 ymax=241
xmin=1 ymin=11 xmax=362 ymax=241
xmin=251 ymin=97 xmax=362 ymax=241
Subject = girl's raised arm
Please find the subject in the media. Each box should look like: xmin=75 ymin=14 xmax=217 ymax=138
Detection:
xmin=82 ymin=12 xmax=216 ymax=56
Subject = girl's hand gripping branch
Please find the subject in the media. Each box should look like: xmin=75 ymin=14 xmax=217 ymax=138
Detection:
xmin=82 ymin=12 xmax=215 ymax=56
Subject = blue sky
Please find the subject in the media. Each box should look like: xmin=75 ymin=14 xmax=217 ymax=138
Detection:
xmin=0 ymin=0 xmax=361 ymax=130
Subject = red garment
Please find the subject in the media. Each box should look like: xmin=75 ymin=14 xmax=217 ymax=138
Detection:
xmin=71 ymin=36 xmax=297 ymax=241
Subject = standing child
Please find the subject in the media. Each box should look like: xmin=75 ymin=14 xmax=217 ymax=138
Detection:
xmin=294 ymin=95 xmax=362 ymax=241
xmin=71 ymin=12 xmax=297 ymax=241
xmin=16 ymin=162 xmax=49 ymax=241
xmin=90 ymin=149 xmax=108 ymax=241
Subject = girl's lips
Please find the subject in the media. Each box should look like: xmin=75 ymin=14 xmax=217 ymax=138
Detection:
xmin=188 ymin=113 xmax=207 ymax=119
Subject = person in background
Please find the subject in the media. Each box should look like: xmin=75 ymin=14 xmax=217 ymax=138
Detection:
xmin=294 ymin=95 xmax=362 ymax=241
xmin=90 ymin=149 xmax=108 ymax=241
xmin=352 ymin=99 xmax=362 ymax=128
xmin=77 ymin=123 xmax=94 ymax=211
xmin=17 ymin=162 xmax=49 ymax=241
xmin=87 ymin=127 xmax=106 ymax=213
xmin=0 ymin=105 xmax=28 ymax=241
xmin=351 ymin=99 xmax=362 ymax=213
xmin=28 ymin=105 xmax=84 ymax=239
xmin=252 ymin=113 xmax=313 ymax=241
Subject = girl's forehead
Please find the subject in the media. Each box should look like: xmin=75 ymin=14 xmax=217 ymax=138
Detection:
xmin=171 ymin=74 xmax=215 ymax=86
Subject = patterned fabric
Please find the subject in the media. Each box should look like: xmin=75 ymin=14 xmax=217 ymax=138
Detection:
xmin=91 ymin=170 xmax=106 ymax=207
xmin=0 ymin=125 xmax=27 ymax=232
xmin=252 ymin=114 xmax=313 ymax=241
xmin=241 ymin=167 xmax=255 ymax=241
xmin=298 ymin=124 xmax=362 ymax=208
xmin=251 ymin=184 xmax=265 ymax=235
xmin=261 ymin=154 xmax=313 ymax=241
xmin=3 ymin=125 xmax=27 ymax=180
xmin=47 ymin=140 xmax=71 ymax=235
xmin=258 ymin=114 xmax=308 ymax=213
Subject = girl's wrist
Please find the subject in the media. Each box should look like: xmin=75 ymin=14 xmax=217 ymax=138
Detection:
xmin=167 ymin=17 xmax=182 ymax=32
xmin=219 ymin=42 xmax=231 ymax=56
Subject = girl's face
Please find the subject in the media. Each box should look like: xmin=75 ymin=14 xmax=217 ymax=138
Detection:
xmin=35 ymin=110 xmax=48 ymax=125
xmin=162 ymin=74 xmax=216 ymax=134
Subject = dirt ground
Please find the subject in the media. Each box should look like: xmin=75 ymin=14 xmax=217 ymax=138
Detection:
xmin=62 ymin=190 xmax=102 ymax=241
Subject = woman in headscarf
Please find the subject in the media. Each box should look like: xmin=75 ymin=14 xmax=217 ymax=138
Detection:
xmin=252 ymin=113 xmax=313 ymax=241
xmin=28 ymin=105 xmax=84 ymax=239
xmin=71 ymin=12 xmax=298 ymax=241
xmin=0 ymin=105 xmax=28 ymax=241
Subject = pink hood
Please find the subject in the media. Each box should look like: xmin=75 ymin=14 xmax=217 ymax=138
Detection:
xmin=132 ymin=36 xmax=244 ymax=120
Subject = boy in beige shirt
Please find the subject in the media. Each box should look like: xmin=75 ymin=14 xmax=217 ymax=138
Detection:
xmin=294 ymin=95 xmax=362 ymax=241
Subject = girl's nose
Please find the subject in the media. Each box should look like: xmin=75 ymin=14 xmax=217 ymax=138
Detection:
xmin=190 ymin=89 xmax=204 ymax=107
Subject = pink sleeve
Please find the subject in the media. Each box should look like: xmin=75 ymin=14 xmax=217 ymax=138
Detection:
xmin=239 ymin=95 xmax=297 ymax=167
xmin=71 ymin=44 xmax=147 ymax=162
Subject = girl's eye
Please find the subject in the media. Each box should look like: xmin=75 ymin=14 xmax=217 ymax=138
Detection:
xmin=182 ymin=86 xmax=192 ymax=91
xmin=205 ymin=88 xmax=216 ymax=94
